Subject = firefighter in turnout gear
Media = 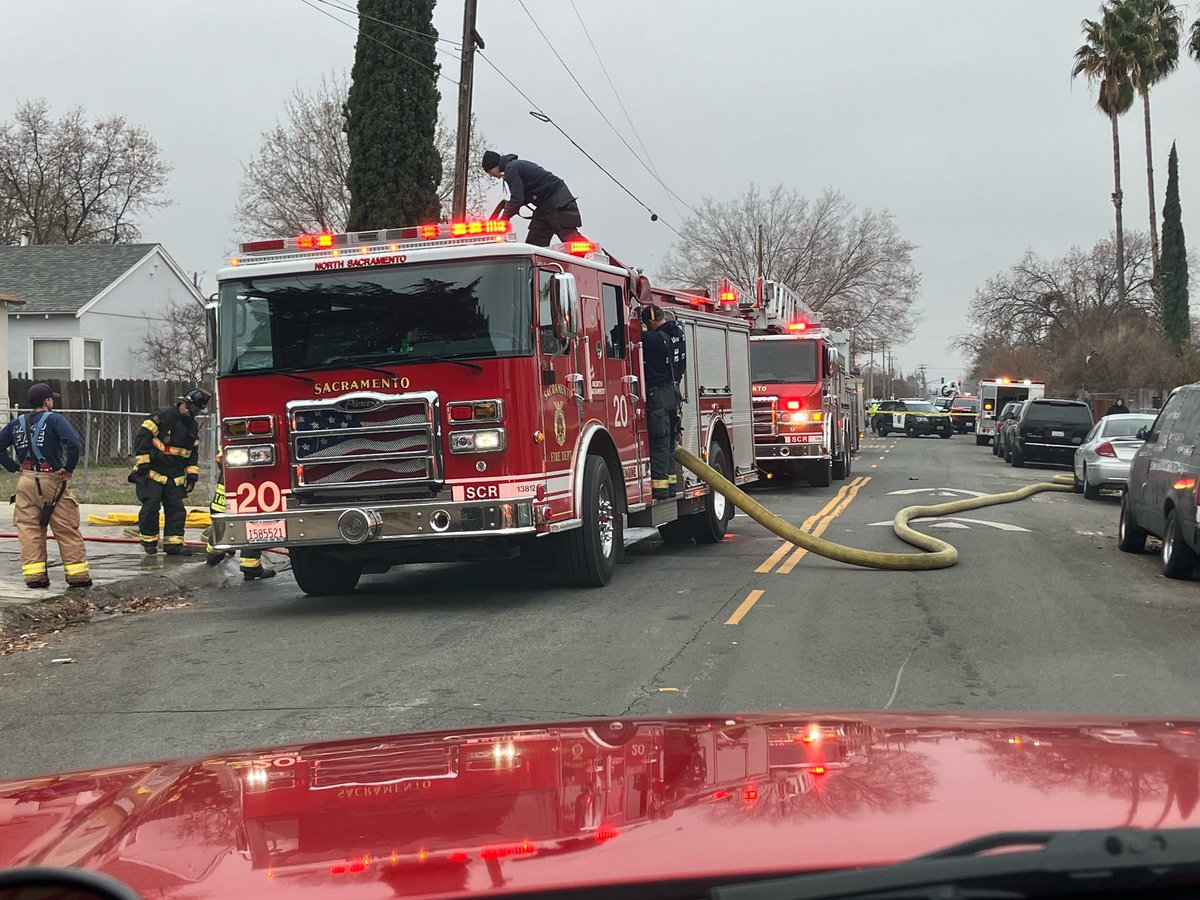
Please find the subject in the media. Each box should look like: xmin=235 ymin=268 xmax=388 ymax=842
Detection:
xmin=131 ymin=389 xmax=209 ymax=555
xmin=640 ymin=304 xmax=687 ymax=499
xmin=0 ymin=384 xmax=91 ymax=588
xmin=206 ymin=449 xmax=274 ymax=580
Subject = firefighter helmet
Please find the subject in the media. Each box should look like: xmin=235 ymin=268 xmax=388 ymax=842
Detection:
xmin=178 ymin=388 xmax=211 ymax=412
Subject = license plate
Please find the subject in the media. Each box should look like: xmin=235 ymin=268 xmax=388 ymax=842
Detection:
xmin=245 ymin=519 xmax=286 ymax=543
xmin=1051 ymin=430 xmax=1065 ymax=437
xmin=785 ymin=434 xmax=817 ymax=444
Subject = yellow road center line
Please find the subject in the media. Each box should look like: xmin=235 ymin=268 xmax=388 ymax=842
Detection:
xmin=725 ymin=589 xmax=766 ymax=625
xmin=777 ymin=476 xmax=871 ymax=574
xmin=754 ymin=482 xmax=851 ymax=573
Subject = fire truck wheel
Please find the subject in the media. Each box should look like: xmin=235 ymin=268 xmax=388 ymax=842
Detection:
xmin=976 ymin=435 xmax=988 ymax=446
xmin=554 ymin=455 xmax=621 ymax=587
xmin=807 ymin=455 xmax=833 ymax=489
xmin=689 ymin=443 xmax=732 ymax=543
xmin=832 ymin=444 xmax=849 ymax=480
xmin=657 ymin=519 xmax=694 ymax=544
xmin=290 ymin=548 xmax=363 ymax=596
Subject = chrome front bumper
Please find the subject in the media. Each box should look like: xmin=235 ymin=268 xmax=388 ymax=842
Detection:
xmin=213 ymin=497 xmax=537 ymax=549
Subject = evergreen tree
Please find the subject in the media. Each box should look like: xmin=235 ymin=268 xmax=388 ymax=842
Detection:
xmin=345 ymin=0 xmax=442 ymax=230
xmin=1161 ymin=142 xmax=1189 ymax=345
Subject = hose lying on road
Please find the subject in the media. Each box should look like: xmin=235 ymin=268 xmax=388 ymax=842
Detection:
xmin=675 ymin=446 xmax=1075 ymax=571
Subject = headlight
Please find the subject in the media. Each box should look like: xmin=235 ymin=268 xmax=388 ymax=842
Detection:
xmin=789 ymin=411 xmax=808 ymax=423
xmin=224 ymin=444 xmax=274 ymax=467
xmin=912 ymin=416 xmax=928 ymax=423
xmin=450 ymin=429 xmax=506 ymax=453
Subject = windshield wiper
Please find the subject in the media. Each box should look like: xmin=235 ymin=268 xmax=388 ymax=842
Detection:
xmin=710 ymin=828 xmax=1200 ymax=899
xmin=319 ymin=357 xmax=399 ymax=380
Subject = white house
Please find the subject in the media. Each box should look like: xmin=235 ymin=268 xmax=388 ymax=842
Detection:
xmin=0 ymin=243 xmax=206 ymax=382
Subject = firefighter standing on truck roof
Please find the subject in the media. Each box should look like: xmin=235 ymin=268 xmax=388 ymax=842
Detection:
xmin=641 ymin=304 xmax=686 ymax=500
xmin=205 ymin=449 xmax=275 ymax=580
xmin=0 ymin=384 xmax=91 ymax=589
xmin=481 ymin=150 xmax=584 ymax=248
xmin=130 ymin=388 xmax=209 ymax=556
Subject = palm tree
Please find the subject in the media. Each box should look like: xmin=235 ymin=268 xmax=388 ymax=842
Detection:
xmin=1073 ymin=5 xmax=1139 ymax=304
xmin=1125 ymin=0 xmax=1182 ymax=292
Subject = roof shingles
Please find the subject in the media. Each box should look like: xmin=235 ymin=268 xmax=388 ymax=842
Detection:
xmin=0 ymin=244 xmax=158 ymax=314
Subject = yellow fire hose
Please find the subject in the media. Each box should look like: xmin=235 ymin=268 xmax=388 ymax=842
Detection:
xmin=675 ymin=446 xmax=1075 ymax=571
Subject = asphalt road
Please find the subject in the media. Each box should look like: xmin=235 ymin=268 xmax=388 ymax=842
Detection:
xmin=4 ymin=432 xmax=1199 ymax=779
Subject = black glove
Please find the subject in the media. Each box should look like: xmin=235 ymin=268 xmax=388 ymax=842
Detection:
xmin=185 ymin=475 xmax=198 ymax=495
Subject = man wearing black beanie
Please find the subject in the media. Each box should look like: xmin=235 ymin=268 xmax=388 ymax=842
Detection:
xmin=481 ymin=151 xmax=584 ymax=247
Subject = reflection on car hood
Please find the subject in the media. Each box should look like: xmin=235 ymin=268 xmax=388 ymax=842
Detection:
xmin=3 ymin=711 xmax=1200 ymax=897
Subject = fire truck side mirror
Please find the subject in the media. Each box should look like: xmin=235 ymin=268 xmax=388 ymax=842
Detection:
xmin=551 ymin=273 xmax=580 ymax=341
xmin=204 ymin=301 xmax=218 ymax=364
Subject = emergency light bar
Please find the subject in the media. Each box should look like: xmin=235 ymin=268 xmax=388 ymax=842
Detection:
xmin=237 ymin=219 xmax=513 ymax=256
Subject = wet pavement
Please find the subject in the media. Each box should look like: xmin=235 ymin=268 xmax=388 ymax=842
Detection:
xmin=0 ymin=504 xmax=216 ymax=605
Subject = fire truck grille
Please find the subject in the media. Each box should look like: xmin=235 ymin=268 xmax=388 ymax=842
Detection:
xmin=289 ymin=395 xmax=439 ymax=491
xmin=753 ymin=398 xmax=777 ymax=437
xmin=309 ymin=742 xmax=455 ymax=789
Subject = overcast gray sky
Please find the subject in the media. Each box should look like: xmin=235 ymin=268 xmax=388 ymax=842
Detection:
xmin=6 ymin=0 xmax=1200 ymax=383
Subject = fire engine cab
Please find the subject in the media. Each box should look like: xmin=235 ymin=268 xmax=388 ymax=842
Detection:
xmin=210 ymin=221 xmax=755 ymax=596
xmin=736 ymin=279 xmax=861 ymax=487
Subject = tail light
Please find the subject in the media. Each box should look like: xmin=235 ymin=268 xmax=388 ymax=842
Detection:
xmin=1095 ymin=441 xmax=1117 ymax=458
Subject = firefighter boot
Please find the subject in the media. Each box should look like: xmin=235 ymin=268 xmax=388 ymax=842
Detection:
xmin=165 ymin=545 xmax=194 ymax=557
xmin=243 ymin=566 xmax=276 ymax=582
xmin=240 ymin=555 xmax=275 ymax=581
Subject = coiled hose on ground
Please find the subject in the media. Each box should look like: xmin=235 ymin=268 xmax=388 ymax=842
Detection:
xmin=675 ymin=446 xmax=1076 ymax=571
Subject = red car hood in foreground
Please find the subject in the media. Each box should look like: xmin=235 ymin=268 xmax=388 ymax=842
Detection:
xmin=3 ymin=712 xmax=1199 ymax=897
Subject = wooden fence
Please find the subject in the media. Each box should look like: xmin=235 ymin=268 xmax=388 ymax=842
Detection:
xmin=8 ymin=375 xmax=202 ymax=413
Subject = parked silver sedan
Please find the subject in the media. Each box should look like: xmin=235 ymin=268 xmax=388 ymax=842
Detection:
xmin=1073 ymin=413 xmax=1157 ymax=499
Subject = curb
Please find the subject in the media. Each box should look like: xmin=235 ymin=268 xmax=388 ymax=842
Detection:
xmin=0 ymin=573 xmax=193 ymax=651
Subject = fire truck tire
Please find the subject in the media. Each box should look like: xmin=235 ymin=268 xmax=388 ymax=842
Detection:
xmin=832 ymin=445 xmax=849 ymax=480
xmin=657 ymin=519 xmax=694 ymax=544
xmin=976 ymin=435 xmax=988 ymax=446
xmin=808 ymin=456 xmax=833 ymax=489
xmin=689 ymin=443 xmax=732 ymax=543
xmin=554 ymin=455 xmax=620 ymax=587
xmin=290 ymin=548 xmax=363 ymax=596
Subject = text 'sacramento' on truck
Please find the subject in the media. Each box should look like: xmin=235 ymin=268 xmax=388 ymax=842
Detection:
xmin=974 ymin=377 xmax=1046 ymax=446
xmin=209 ymin=221 xmax=756 ymax=596
xmin=737 ymin=279 xmax=862 ymax=487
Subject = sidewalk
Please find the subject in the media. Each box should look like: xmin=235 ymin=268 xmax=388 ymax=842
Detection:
xmin=0 ymin=503 xmax=247 ymax=606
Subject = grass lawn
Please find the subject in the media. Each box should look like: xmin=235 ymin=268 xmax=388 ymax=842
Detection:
xmin=0 ymin=465 xmax=211 ymax=506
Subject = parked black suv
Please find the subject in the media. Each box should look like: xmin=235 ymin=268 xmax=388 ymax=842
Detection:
xmin=877 ymin=400 xmax=953 ymax=439
xmin=1120 ymin=384 xmax=1200 ymax=579
xmin=1008 ymin=399 xmax=1093 ymax=467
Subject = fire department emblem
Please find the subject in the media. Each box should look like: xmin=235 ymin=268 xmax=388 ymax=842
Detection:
xmin=553 ymin=401 xmax=567 ymax=447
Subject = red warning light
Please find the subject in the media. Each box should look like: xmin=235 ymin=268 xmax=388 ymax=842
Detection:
xmin=419 ymin=224 xmax=439 ymax=240
xmin=810 ymin=766 xmax=827 ymax=776
xmin=788 ymin=322 xmax=808 ymax=331
xmin=297 ymin=234 xmax=315 ymax=249
xmin=719 ymin=290 xmax=738 ymax=303
xmin=594 ymin=825 xmax=620 ymax=842
xmin=567 ymin=240 xmax=596 ymax=255
xmin=316 ymin=234 xmax=334 ymax=248
xmin=742 ymin=788 xmax=759 ymax=801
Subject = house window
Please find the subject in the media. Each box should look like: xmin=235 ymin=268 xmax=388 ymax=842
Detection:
xmin=83 ymin=340 xmax=102 ymax=381
xmin=31 ymin=339 xmax=71 ymax=383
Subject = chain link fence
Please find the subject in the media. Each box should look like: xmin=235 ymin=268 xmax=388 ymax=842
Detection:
xmin=0 ymin=409 xmax=218 ymax=505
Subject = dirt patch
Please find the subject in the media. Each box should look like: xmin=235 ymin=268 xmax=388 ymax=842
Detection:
xmin=0 ymin=574 xmax=192 ymax=654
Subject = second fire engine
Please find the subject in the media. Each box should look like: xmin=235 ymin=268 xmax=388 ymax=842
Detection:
xmin=738 ymin=279 xmax=861 ymax=487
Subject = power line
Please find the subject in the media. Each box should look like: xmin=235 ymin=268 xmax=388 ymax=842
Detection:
xmin=307 ymin=0 xmax=462 ymax=48
xmin=569 ymin=0 xmax=686 ymax=222
xmin=516 ymin=0 xmax=697 ymax=220
xmin=473 ymin=50 xmax=683 ymax=239
xmin=296 ymin=0 xmax=459 ymax=87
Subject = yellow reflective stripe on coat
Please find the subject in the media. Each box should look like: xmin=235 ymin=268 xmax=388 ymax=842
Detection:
xmin=64 ymin=561 xmax=90 ymax=575
xmin=135 ymin=454 xmax=150 ymax=465
xmin=141 ymin=418 xmax=159 ymax=436
xmin=147 ymin=470 xmax=168 ymax=484
xmin=152 ymin=437 xmax=192 ymax=458
xmin=185 ymin=465 xmax=200 ymax=475
xmin=210 ymin=482 xmax=227 ymax=514
xmin=239 ymin=557 xmax=263 ymax=569
xmin=22 ymin=561 xmax=47 ymax=576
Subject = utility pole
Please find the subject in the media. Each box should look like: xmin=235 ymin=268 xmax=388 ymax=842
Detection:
xmin=756 ymin=224 xmax=764 ymax=279
xmin=452 ymin=0 xmax=483 ymax=220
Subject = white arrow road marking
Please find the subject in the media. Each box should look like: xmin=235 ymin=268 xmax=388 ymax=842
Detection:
xmin=887 ymin=488 xmax=990 ymax=497
xmin=868 ymin=517 xmax=1032 ymax=532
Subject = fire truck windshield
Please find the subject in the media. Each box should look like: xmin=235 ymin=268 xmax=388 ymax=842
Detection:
xmin=218 ymin=259 xmax=532 ymax=375
xmin=750 ymin=339 xmax=819 ymax=384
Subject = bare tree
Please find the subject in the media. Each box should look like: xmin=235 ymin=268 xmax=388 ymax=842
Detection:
xmin=0 ymin=99 xmax=171 ymax=245
xmin=434 ymin=114 xmax=491 ymax=219
xmin=659 ymin=184 xmax=920 ymax=346
xmin=140 ymin=299 xmax=214 ymax=387
xmin=234 ymin=72 xmax=489 ymax=239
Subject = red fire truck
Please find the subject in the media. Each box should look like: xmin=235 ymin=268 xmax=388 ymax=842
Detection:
xmin=739 ymin=280 xmax=861 ymax=487
xmin=209 ymin=221 xmax=756 ymax=596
